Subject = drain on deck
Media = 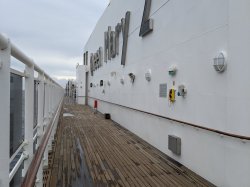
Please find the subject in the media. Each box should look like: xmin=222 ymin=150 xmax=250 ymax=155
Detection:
xmin=63 ymin=113 xmax=74 ymax=117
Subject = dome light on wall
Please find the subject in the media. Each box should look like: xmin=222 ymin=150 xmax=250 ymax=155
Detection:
xmin=145 ymin=69 xmax=151 ymax=82
xmin=169 ymin=65 xmax=177 ymax=76
xmin=120 ymin=77 xmax=125 ymax=85
xmin=213 ymin=52 xmax=226 ymax=72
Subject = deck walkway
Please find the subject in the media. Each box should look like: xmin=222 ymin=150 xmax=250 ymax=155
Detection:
xmin=44 ymin=102 xmax=214 ymax=187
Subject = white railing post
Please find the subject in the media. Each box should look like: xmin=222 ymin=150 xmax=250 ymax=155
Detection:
xmin=36 ymin=76 xmax=44 ymax=187
xmin=51 ymin=83 xmax=55 ymax=112
xmin=43 ymin=81 xmax=49 ymax=167
xmin=23 ymin=64 xmax=34 ymax=175
xmin=48 ymin=82 xmax=52 ymax=118
xmin=37 ymin=73 xmax=45 ymax=146
xmin=50 ymin=82 xmax=53 ymax=116
xmin=0 ymin=37 xmax=10 ymax=187
xmin=44 ymin=81 xmax=49 ymax=126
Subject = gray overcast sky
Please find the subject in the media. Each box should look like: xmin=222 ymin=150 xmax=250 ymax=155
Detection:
xmin=0 ymin=0 xmax=108 ymax=86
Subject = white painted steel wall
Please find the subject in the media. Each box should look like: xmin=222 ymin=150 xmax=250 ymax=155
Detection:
xmin=76 ymin=65 xmax=86 ymax=105
xmin=0 ymin=33 xmax=64 ymax=187
xmin=83 ymin=0 xmax=250 ymax=186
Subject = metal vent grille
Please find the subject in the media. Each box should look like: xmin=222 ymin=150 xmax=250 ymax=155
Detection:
xmin=159 ymin=83 xmax=167 ymax=98
xmin=168 ymin=135 xmax=181 ymax=155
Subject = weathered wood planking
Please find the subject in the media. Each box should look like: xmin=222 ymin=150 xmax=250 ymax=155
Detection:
xmin=45 ymin=103 xmax=215 ymax=187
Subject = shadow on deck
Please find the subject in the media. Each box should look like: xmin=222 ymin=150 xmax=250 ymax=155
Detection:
xmin=44 ymin=102 xmax=214 ymax=187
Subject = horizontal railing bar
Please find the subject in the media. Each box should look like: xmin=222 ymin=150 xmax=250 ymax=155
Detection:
xmin=10 ymin=68 xmax=25 ymax=77
xmin=0 ymin=33 xmax=62 ymax=88
xmin=9 ymin=141 xmax=26 ymax=163
xmin=0 ymin=33 xmax=8 ymax=50
xmin=9 ymin=153 xmax=28 ymax=182
xmin=33 ymin=133 xmax=38 ymax=142
xmin=11 ymin=44 xmax=34 ymax=68
xmin=33 ymin=125 xmax=39 ymax=132
xmin=11 ymin=46 xmax=60 ymax=87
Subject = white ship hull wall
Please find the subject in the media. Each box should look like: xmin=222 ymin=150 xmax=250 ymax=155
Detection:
xmin=88 ymin=97 xmax=250 ymax=187
xmin=83 ymin=0 xmax=250 ymax=186
xmin=76 ymin=65 xmax=86 ymax=105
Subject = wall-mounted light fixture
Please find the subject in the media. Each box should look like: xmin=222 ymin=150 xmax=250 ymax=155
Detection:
xmin=120 ymin=77 xmax=125 ymax=85
xmin=145 ymin=69 xmax=151 ymax=82
xmin=111 ymin=71 xmax=116 ymax=77
xmin=177 ymin=84 xmax=187 ymax=97
xmin=214 ymin=52 xmax=226 ymax=72
xmin=169 ymin=65 xmax=177 ymax=76
xmin=0 ymin=61 xmax=3 ymax=70
xmin=128 ymin=73 xmax=135 ymax=83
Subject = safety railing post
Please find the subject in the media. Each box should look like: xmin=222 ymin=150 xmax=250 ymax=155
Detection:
xmin=52 ymin=84 xmax=55 ymax=112
xmin=48 ymin=82 xmax=52 ymax=118
xmin=23 ymin=64 xmax=34 ymax=175
xmin=37 ymin=73 xmax=45 ymax=146
xmin=0 ymin=38 xmax=11 ymax=187
xmin=44 ymin=81 xmax=49 ymax=126
xmin=35 ymin=73 xmax=46 ymax=187
xmin=35 ymin=72 xmax=45 ymax=187
xmin=43 ymin=81 xmax=49 ymax=167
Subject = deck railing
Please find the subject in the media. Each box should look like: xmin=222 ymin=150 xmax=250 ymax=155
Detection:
xmin=0 ymin=33 xmax=64 ymax=187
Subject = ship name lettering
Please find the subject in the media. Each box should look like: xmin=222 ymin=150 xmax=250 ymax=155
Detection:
xmin=90 ymin=11 xmax=131 ymax=76
xmin=140 ymin=0 xmax=153 ymax=37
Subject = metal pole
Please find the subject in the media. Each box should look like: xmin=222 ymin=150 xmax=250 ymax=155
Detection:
xmin=37 ymin=73 xmax=45 ymax=145
xmin=23 ymin=64 xmax=34 ymax=175
xmin=0 ymin=38 xmax=10 ymax=187
xmin=44 ymin=82 xmax=49 ymax=125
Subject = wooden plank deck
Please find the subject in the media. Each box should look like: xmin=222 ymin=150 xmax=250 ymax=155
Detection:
xmin=44 ymin=102 xmax=215 ymax=187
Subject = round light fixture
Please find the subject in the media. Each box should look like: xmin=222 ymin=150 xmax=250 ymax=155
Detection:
xmin=213 ymin=52 xmax=226 ymax=72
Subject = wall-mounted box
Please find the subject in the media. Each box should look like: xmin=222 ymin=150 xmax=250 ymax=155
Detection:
xmin=168 ymin=135 xmax=181 ymax=155
xmin=159 ymin=83 xmax=167 ymax=98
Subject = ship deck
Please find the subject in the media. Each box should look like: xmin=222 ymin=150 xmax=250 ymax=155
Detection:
xmin=44 ymin=100 xmax=214 ymax=187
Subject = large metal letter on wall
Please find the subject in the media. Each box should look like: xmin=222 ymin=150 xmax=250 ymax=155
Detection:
xmin=139 ymin=0 xmax=153 ymax=37
xmin=121 ymin=11 xmax=130 ymax=66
